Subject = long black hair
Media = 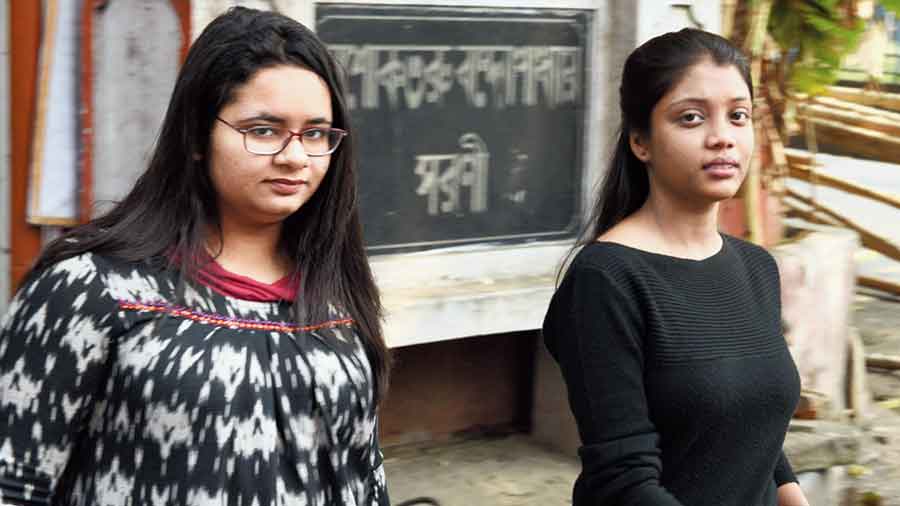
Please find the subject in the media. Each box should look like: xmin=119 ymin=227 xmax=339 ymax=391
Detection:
xmin=31 ymin=7 xmax=391 ymax=399
xmin=581 ymin=28 xmax=752 ymax=243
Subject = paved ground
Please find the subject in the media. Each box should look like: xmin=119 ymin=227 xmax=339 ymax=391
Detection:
xmin=385 ymin=435 xmax=578 ymax=506
xmin=384 ymin=291 xmax=900 ymax=506
xmin=832 ymin=290 xmax=900 ymax=506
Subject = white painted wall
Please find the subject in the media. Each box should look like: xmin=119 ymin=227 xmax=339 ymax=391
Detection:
xmin=92 ymin=0 xmax=182 ymax=218
xmin=1 ymin=0 xmax=11 ymax=311
xmin=636 ymin=0 xmax=722 ymax=45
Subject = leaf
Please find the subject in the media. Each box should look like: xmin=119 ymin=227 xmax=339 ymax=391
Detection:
xmin=768 ymin=0 xmax=865 ymax=94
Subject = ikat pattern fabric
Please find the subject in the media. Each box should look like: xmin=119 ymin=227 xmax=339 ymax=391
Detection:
xmin=0 ymin=253 xmax=388 ymax=506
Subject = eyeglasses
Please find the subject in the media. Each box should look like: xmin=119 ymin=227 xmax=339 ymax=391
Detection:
xmin=216 ymin=117 xmax=347 ymax=156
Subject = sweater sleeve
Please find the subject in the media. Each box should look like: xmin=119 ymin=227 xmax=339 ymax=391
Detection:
xmin=774 ymin=450 xmax=797 ymax=486
xmin=544 ymin=265 xmax=684 ymax=506
xmin=0 ymin=254 xmax=121 ymax=505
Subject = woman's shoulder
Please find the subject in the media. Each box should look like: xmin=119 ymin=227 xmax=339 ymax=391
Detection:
xmin=560 ymin=241 xmax=656 ymax=301
xmin=570 ymin=240 xmax=657 ymax=278
xmin=721 ymin=234 xmax=779 ymax=272
xmin=28 ymin=252 xmax=171 ymax=305
xmin=28 ymin=251 xmax=116 ymax=286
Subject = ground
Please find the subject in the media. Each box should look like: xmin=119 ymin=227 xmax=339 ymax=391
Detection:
xmin=383 ymin=289 xmax=900 ymax=506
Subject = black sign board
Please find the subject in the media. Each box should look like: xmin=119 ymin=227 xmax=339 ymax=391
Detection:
xmin=316 ymin=5 xmax=589 ymax=252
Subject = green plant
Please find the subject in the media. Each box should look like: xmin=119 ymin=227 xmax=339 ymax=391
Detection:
xmin=768 ymin=0 xmax=865 ymax=94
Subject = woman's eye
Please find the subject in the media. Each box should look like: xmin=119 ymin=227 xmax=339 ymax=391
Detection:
xmin=680 ymin=112 xmax=703 ymax=125
xmin=302 ymin=128 xmax=326 ymax=140
xmin=732 ymin=111 xmax=751 ymax=122
xmin=247 ymin=126 xmax=280 ymax=138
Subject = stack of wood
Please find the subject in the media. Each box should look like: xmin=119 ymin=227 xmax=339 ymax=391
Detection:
xmin=782 ymin=147 xmax=900 ymax=297
xmin=824 ymin=85 xmax=900 ymax=113
xmin=794 ymin=91 xmax=900 ymax=164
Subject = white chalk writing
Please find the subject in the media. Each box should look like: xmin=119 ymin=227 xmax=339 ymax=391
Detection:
xmin=414 ymin=133 xmax=490 ymax=216
xmin=330 ymin=45 xmax=582 ymax=110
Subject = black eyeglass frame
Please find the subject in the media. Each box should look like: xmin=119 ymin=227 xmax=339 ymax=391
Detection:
xmin=216 ymin=117 xmax=348 ymax=157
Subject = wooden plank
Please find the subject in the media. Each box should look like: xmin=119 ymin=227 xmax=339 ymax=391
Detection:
xmin=824 ymin=85 xmax=900 ymax=112
xmin=788 ymin=164 xmax=900 ymax=211
xmin=9 ymin=1 xmax=43 ymax=293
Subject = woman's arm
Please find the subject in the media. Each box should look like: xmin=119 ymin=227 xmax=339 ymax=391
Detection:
xmin=0 ymin=254 xmax=120 ymax=504
xmin=364 ymin=416 xmax=390 ymax=506
xmin=778 ymin=482 xmax=810 ymax=506
xmin=544 ymin=265 xmax=684 ymax=506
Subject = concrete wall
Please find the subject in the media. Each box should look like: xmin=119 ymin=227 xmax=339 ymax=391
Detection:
xmin=774 ymin=226 xmax=860 ymax=418
xmin=91 ymin=0 xmax=182 ymax=217
xmin=636 ymin=0 xmax=721 ymax=44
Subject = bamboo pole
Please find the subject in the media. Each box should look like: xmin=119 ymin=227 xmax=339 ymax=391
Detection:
xmin=824 ymin=86 xmax=900 ymax=112
xmin=867 ymin=353 xmax=900 ymax=371
xmin=810 ymin=96 xmax=900 ymax=125
xmin=784 ymin=149 xmax=819 ymax=167
xmin=858 ymin=276 xmax=900 ymax=297
xmin=740 ymin=0 xmax=774 ymax=246
xmin=797 ymin=103 xmax=900 ymax=137
xmin=784 ymin=189 xmax=900 ymax=263
xmin=798 ymin=118 xmax=900 ymax=165
xmin=788 ymin=164 xmax=900 ymax=210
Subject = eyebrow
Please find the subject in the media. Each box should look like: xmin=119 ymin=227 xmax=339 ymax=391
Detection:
xmin=667 ymin=97 xmax=751 ymax=110
xmin=238 ymin=113 xmax=286 ymax=124
xmin=236 ymin=113 xmax=333 ymax=126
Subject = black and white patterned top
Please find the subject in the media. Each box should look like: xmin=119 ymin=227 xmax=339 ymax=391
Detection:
xmin=0 ymin=253 xmax=388 ymax=506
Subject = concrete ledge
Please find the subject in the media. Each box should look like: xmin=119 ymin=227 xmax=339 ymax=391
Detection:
xmin=373 ymin=241 xmax=569 ymax=347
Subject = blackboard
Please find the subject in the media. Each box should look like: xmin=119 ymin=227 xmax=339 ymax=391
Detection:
xmin=316 ymin=5 xmax=589 ymax=252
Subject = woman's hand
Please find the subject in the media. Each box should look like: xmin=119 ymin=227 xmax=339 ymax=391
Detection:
xmin=777 ymin=482 xmax=810 ymax=506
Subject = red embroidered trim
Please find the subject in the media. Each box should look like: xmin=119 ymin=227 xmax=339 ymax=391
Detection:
xmin=118 ymin=300 xmax=353 ymax=333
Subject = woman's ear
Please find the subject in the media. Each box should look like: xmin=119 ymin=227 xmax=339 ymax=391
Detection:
xmin=629 ymin=131 xmax=651 ymax=163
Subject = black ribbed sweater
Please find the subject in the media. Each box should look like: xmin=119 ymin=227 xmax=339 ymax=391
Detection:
xmin=543 ymin=234 xmax=800 ymax=506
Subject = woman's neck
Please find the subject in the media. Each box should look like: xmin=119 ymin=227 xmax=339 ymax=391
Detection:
xmin=637 ymin=188 xmax=722 ymax=257
xmin=206 ymin=218 xmax=290 ymax=284
xmin=603 ymin=187 xmax=723 ymax=260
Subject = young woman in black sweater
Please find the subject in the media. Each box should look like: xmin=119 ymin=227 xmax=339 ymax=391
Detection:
xmin=543 ymin=29 xmax=809 ymax=506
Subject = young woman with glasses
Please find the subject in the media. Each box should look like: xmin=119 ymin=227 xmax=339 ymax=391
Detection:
xmin=0 ymin=7 xmax=390 ymax=505
xmin=543 ymin=29 xmax=809 ymax=506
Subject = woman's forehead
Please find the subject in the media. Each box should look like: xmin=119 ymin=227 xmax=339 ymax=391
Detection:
xmin=225 ymin=65 xmax=333 ymax=121
xmin=662 ymin=61 xmax=751 ymax=106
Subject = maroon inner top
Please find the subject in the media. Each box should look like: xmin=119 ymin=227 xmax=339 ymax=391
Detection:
xmin=195 ymin=259 xmax=299 ymax=302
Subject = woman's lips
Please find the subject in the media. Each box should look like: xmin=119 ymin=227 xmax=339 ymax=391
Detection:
xmin=267 ymin=178 xmax=306 ymax=195
xmin=703 ymin=159 xmax=739 ymax=179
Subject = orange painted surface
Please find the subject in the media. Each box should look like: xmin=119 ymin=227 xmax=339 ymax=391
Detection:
xmin=380 ymin=332 xmax=536 ymax=444
xmin=9 ymin=1 xmax=43 ymax=294
xmin=78 ymin=1 xmax=98 ymax=223
xmin=718 ymin=190 xmax=784 ymax=247
xmin=170 ymin=0 xmax=191 ymax=61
